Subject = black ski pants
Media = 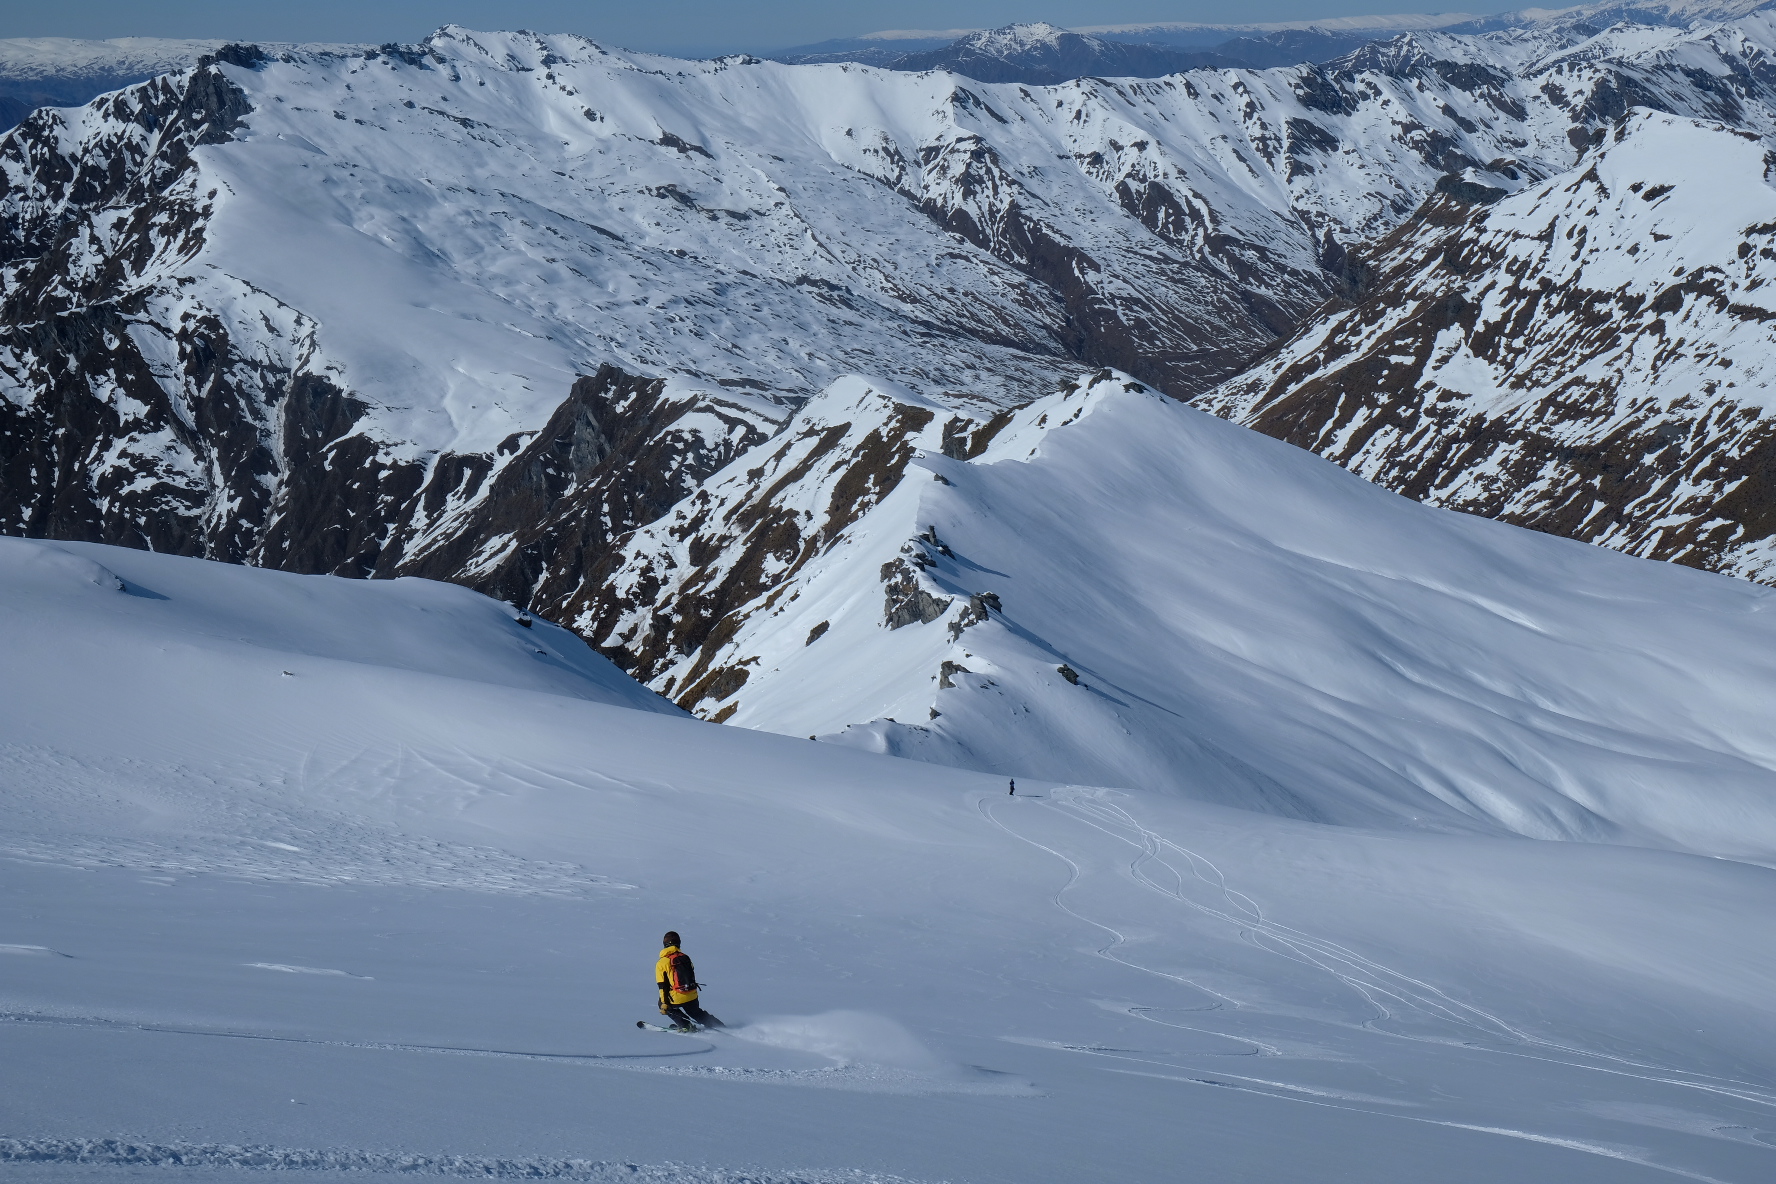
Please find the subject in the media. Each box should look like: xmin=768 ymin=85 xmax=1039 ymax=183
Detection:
xmin=664 ymin=1000 xmax=724 ymax=1029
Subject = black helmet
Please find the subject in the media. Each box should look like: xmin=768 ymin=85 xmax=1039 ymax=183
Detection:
xmin=662 ymin=930 xmax=681 ymax=947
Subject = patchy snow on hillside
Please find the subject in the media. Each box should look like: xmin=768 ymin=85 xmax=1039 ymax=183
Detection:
xmin=1201 ymin=109 xmax=1776 ymax=582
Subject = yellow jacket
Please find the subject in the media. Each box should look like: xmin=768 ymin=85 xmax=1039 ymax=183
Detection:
xmin=656 ymin=945 xmax=698 ymax=1005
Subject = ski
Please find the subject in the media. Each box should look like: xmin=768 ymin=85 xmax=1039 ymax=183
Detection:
xmin=636 ymin=1020 xmax=704 ymax=1034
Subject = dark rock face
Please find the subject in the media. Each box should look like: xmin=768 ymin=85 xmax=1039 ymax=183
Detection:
xmin=1434 ymin=173 xmax=1509 ymax=204
xmin=389 ymin=366 xmax=783 ymax=615
xmin=881 ymin=556 xmax=953 ymax=629
xmin=579 ymin=394 xmax=946 ymax=697
xmin=911 ymin=110 xmax=1329 ymax=396
xmin=0 ymin=63 xmax=285 ymax=561
xmin=0 ymin=54 xmax=416 ymax=570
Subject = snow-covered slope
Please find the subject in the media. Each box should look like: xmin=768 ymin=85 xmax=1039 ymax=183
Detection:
xmin=0 ymin=534 xmax=680 ymax=713
xmin=7 ymin=535 xmax=1776 ymax=1182
xmin=1202 ymin=107 xmax=1776 ymax=582
xmin=576 ymin=369 xmax=1776 ymax=864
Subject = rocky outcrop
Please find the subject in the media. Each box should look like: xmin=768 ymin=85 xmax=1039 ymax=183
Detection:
xmin=577 ymin=371 xmax=1144 ymax=723
xmin=577 ymin=377 xmax=998 ymax=710
xmin=881 ymin=554 xmax=953 ymax=629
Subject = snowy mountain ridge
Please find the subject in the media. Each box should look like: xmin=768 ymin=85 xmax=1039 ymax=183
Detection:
xmin=6 ymin=17 xmax=1693 ymax=596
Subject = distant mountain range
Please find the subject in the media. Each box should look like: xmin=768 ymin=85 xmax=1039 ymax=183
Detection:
xmin=0 ymin=37 xmax=221 ymax=129
xmin=771 ymin=19 xmax=1413 ymax=78
xmin=7 ymin=4 xmax=1771 ymax=131
xmin=771 ymin=2 xmax=1776 ymax=81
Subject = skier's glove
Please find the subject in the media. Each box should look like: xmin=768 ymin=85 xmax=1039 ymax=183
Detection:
xmin=659 ymin=1002 xmax=669 ymax=1014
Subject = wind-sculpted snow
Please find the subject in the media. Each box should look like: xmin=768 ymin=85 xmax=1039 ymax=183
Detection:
xmin=0 ymin=531 xmax=678 ymax=895
xmin=586 ymin=370 xmax=1776 ymax=861
xmin=1204 ymin=109 xmax=1776 ymax=581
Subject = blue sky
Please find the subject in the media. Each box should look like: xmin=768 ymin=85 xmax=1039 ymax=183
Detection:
xmin=2 ymin=1 xmax=1520 ymax=57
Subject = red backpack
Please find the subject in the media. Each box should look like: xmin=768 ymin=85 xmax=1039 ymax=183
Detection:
xmin=667 ymin=950 xmax=697 ymax=994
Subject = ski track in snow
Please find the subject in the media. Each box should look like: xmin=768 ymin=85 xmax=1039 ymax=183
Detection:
xmin=979 ymin=788 xmax=1776 ymax=1148
xmin=0 ymin=1009 xmax=1024 ymax=1097
xmin=7 ymin=535 xmax=1776 ymax=1178
xmin=1097 ymin=1063 xmax=1741 ymax=1184
xmin=628 ymin=1061 xmax=1037 ymax=1096
xmin=0 ymin=1010 xmax=715 ymax=1063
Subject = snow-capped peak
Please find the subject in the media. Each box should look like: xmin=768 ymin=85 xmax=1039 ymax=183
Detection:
xmin=960 ymin=22 xmax=1078 ymax=55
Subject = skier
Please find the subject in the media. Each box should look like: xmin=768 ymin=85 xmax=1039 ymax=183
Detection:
xmin=1008 ymin=779 xmax=1015 ymax=796
xmin=656 ymin=931 xmax=724 ymax=1031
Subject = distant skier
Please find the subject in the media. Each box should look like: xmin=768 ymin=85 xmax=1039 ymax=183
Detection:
xmin=1008 ymin=779 xmax=1015 ymax=796
xmin=656 ymin=931 xmax=724 ymax=1031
